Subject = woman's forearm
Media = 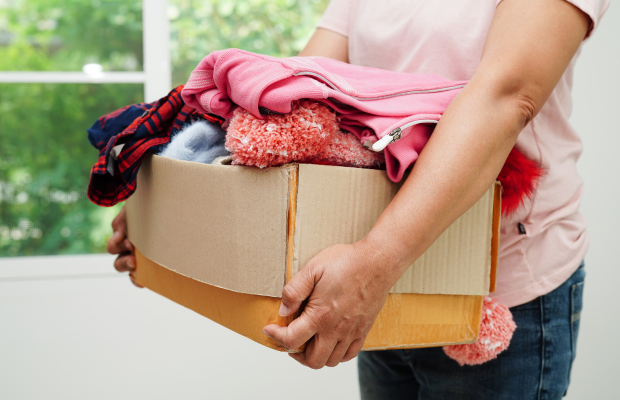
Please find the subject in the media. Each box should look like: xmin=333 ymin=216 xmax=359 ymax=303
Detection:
xmin=362 ymin=0 xmax=590 ymax=284
xmin=362 ymin=77 xmax=527 ymax=280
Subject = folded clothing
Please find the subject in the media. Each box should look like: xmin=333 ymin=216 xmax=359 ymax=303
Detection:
xmin=182 ymin=49 xmax=466 ymax=182
xmin=182 ymin=49 xmax=543 ymax=216
xmin=159 ymin=120 xmax=229 ymax=164
xmin=226 ymin=99 xmax=384 ymax=169
xmin=87 ymin=85 xmax=223 ymax=207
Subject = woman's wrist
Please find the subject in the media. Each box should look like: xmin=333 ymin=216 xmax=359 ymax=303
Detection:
xmin=357 ymin=227 xmax=413 ymax=289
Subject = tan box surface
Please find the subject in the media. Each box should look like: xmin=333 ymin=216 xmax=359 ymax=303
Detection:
xmin=127 ymin=155 xmax=501 ymax=351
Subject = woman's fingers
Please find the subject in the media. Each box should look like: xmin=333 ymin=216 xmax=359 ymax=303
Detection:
xmin=278 ymin=264 xmax=318 ymax=317
xmin=301 ymin=333 xmax=340 ymax=369
xmin=106 ymin=207 xmax=141 ymax=288
xmin=129 ymin=272 xmax=144 ymax=288
xmin=111 ymin=206 xmax=127 ymax=231
xmin=123 ymin=238 xmax=134 ymax=252
xmin=114 ymin=254 xmax=136 ymax=272
xmin=325 ymin=340 xmax=352 ymax=367
xmin=288 ymin=352 xmax=309 ymax=367
xmin=340 ymin=338 xmax=364 ymax=363
xmin=263 ymin=311 xmax=318 ymax=352
xmin=107 ymin=206 xmax=135 ymax=255
xmin=289 ymin=336 xmax=362 ymax=369
xmin=106 ymin=231 xmax=125 ymax=254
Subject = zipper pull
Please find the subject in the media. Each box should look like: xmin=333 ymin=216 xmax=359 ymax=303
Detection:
xmin=372 ymin=127 xmax=402 ymax=152
xmin=363 ymin=140 xmax=375 ymax=150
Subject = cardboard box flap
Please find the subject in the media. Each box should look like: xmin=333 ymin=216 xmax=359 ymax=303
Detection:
xmin=126 ymin=156 xmax=289 ymax=297
xmin=389 ymin=185 xmax=494 ymax=295
xmin=489 ymin=182 xmax=502 ymax=293
xmin=292 ymin=163 xmax=400 ymax=275
xmin=293 ymin=164 xmax=495 ymax=296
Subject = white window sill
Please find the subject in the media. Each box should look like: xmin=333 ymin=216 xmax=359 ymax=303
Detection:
xmin=0 ymin=253 xmax=121 ymax=281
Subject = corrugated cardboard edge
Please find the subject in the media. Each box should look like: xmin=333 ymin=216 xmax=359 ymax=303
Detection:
xmin=285 ymin=164 xmax=299 ymax=285
xmin=283 ymin=164 xmax=307 ymax=352
xmin=489 ymin=182 xmax=502 ymax=293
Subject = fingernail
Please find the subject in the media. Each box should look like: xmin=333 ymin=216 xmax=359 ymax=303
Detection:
xmin=111 ymin=231 xmax=121 ymax=241
xmin=278 ymin=303 xmax=289 ymax=317
xmin=127 ymin=259 xmax=135 ymax=269
xmin=124 ymin=239 xmax=134 ymax=251
xmin=262 ymin=329 xmax=273 ymax=339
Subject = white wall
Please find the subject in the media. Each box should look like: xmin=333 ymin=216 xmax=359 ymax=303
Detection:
xmin=0 ymin=4 xmax=618 ymax=400
xmin=0 ymin=255 xmax=359 ymax=400
xmin=565 ymin=3 xmax=620 ymax=399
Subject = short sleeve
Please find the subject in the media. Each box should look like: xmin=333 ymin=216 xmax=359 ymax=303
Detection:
xmin=317 ymin=0 xmax=352 ymax=37
xmin=565 ymin=0 xmax=610 ymax=38
xmin=497 ymin=0 xmax=610 ymax=39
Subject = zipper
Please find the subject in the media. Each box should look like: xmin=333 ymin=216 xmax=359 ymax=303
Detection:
xmin=294 ymin=71 xmax=466 ymax=101
xmin=371 ymin=119 xmax=439 ymax=152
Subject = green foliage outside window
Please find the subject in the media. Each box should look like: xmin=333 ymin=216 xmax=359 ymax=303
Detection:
xmin=169 ymin=0 xmax=328 ymax=86
xmin=0 ymin=0 xmax=143 ymax=71
xmin=0 ymin=82 xmax=142 ymax=256
xmin=0 ymin=0 xmax=328 ymax=257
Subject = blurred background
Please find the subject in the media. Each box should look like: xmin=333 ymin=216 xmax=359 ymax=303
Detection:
xmin=0 ymin=1 xmax=618 ymax=399
xmin=0 ymin=0 xmax=327 ymax=257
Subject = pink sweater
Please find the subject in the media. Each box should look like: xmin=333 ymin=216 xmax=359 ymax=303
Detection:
xmin=182 ymin=49 xmax=466 ymax=182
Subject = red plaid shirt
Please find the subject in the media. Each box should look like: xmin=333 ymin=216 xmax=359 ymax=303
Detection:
xmin=87 ymin=85 xmax=223 ymax=206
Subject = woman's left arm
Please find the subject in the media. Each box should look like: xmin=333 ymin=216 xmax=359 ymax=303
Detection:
xmin=263 ymin=0 xmax=590 ymax=369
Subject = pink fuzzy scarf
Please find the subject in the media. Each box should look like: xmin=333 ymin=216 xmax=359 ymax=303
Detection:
xmin=225 ymin=99 xmax=384 ymax=169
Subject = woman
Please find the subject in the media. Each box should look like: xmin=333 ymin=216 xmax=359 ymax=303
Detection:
xmin=108 ymin=0 xmax=608 ymax=398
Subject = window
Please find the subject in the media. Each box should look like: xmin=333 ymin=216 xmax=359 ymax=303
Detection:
xmin=0 ymin=0 xmax=170 ymax=256
xmin=0 ymin=0 xmax=327 ymax=257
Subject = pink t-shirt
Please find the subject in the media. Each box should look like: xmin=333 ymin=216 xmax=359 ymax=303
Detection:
xmin=318 ymin=0 xmax=609 ymax=307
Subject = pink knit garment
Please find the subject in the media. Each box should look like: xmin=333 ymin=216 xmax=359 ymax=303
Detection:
xmin=443 ymin=297 xmax=516 ymax=366
xmin=182 ymin=49 xmax=465 ymax=182
xmin=311 ymin=129 xmax=384 ymax=168
xmin=226 ymin=99 xmax=383 ymax=168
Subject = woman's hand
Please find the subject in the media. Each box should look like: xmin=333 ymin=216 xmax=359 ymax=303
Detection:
xmin=106 ymin=206 xmax=142 ymax=288
xmin=262 ymin=239 xmax=401 ymax=369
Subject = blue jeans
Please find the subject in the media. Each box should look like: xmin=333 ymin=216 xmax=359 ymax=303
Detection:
xmin=358 ymin=262 xmax=585 ymax=400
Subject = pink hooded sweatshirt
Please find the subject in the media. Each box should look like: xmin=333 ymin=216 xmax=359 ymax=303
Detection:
xmin=182 ymin=49 xmax=467 ymax=182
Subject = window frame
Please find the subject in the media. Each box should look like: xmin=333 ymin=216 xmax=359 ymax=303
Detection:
xmin=0 ymin=0 xmax=171 ymax=102
xmin=0 ymin=0 xmax=172 ymax=261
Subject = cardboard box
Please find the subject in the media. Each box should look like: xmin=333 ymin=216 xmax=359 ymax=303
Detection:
xmin=127 ymin=155 xmax=501 ymax=351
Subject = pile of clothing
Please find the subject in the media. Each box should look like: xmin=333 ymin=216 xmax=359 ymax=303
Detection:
xmin=87 ymin=86 xmax=224 ymax=206
xmin=87 ymin=49 xmax=544 ymax=366
xmin=88 ymin=49 xmax=541 ymax=215
xmin=86 ymin=86 xmax=384 ymax=207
